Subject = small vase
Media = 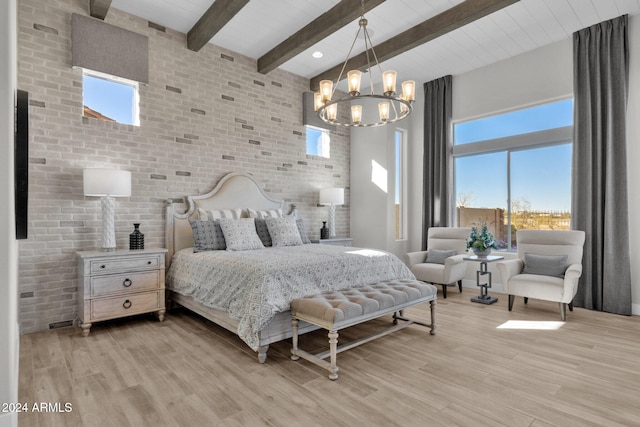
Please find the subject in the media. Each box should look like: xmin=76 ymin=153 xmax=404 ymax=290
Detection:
xmin=320 ymin=221 xmax=329 ymax=240
xmin=473 ymin=248 xmax=491 ymax=258
xmin=129 ymin=223 xmax=144 ymax=250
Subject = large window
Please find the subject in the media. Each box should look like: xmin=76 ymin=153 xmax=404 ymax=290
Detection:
xmin=453 ymin=99 xmax=573 ymax=249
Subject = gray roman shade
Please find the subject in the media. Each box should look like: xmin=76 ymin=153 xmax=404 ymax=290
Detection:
xmin=302 ymin=92 xmax=335 ymax=131
xmin=72 ymin=13 xmax=149 ymax=84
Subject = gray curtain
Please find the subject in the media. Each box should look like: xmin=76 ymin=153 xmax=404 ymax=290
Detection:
xmin=422 ymin=75 xmax=453 ymax=250
xmin=572 ymin=15 xmax=631 ymax=315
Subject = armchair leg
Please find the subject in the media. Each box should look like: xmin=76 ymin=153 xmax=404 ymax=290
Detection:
xmin=457 ymin=280 xmax=462 ymax=293
xmin=559 ymin=303 xmax=567 ymax=321
xmin=442 ymin=284 xmax=447 ymax=299
xmin=523 ymin=297 xmax=528 ymax=304
xmin=568 ymin=302 xmax=574 ymax=312
xmin=508 ymin=295 xmax=514 ymax=311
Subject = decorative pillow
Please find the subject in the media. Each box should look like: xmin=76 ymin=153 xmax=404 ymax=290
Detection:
xmin=217 ymin=218 xmax=265 ymax=251
xmin=426 ymin=249 xmax=457 ymax=264
xmin=188 ymin=219 xmax=226 ymax=252
xmin=247 ymin=208 xmax=283 ymax=219
xmin=296 ymin=218 xmax=311 ymax=244
xmin=254 ymin=218 xmax=273 ymax=247
xmin=523 ymin=253 xmax=568 ymax=278
xmin=198 ymin=208 xmax=242 ymax=221
xmin=266 ymin=217 xmax=303 ymax=247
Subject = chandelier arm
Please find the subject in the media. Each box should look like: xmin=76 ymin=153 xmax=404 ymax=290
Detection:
xmin=363 ymin=26 xmax=375 ymax=95
xmin=333 ymin=25 xmax=364 ymax=97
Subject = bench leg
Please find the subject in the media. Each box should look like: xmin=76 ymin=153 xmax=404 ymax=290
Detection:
xmin=290 ymin=318 xmax=300 ymax=361
xmin=328 ymin=330 xmax=339 ymax=380
xmin=429 ymin=300 xmax=436 ymax=335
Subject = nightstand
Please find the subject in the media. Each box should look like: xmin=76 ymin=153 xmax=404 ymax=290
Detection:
xmin=76 ymin=248 xmax=168 ymax=336
xmin=310 ymin=238 xmax=353 ymax=247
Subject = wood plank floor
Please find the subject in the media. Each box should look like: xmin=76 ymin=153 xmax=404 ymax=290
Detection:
xmin=18 ymin=288 xmax=640 ymax=427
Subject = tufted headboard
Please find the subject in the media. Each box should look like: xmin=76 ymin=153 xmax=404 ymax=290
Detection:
xmin=165 ymin=172 xmax=284 ymax=267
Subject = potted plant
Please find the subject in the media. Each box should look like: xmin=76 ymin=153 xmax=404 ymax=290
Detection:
xmin=467 ymin=225 xmax=497 ymax=257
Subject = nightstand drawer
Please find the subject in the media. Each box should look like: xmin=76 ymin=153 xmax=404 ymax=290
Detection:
xmin=90 ymin=291 xmax=160 ymax=320
xmin=89 ymin=254 xmax=161 ymax=274
xmin=91 ymin=271 xmax=161 ymax=297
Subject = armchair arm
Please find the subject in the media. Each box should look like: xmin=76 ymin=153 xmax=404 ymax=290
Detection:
xmin=562 ymin=263 xmax=583 ymax=303
xmin=496 ymin=259 xmax=524 ymax=291
xmin=404 ymin=251 xmax=428 ymax=268
xmin=443 ymin=254 xmax=468 ymax=283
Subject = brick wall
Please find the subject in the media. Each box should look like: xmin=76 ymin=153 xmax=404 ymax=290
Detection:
xmin=17 ymin=0 xmax=350 ymax=334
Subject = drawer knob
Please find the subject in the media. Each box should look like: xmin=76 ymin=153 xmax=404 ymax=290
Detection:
xmin=123 ymin=300 xmax=132 ymax=309
xmin=122 ymin=278 xmax=132 ymax=287
xmin=100 ymin=265 xmax=106 ymax=269
xmin=147 ymin=261 xmax=152 ymax=265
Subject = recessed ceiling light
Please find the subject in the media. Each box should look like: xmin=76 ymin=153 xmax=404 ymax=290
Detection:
xmin=312 ymin=51 xmax=323 ymax=59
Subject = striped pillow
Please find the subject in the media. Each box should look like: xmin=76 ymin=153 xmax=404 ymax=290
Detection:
xmin=247 ymin=208 xmax=283 ymax=219
xmin=198 ymin=208 xmax=242 ymax=221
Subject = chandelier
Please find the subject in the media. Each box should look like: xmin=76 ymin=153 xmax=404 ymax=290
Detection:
xmin=314 ymin=2 xmax=415 ymax=127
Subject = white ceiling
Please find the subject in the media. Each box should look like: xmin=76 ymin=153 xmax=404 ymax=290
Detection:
xmin=110 ymin=0 xmax=640 ymax=88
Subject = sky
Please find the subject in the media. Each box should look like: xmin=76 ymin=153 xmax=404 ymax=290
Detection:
xmin=454 ymin=99 xmax=573 ymax=212
xmin=83 ymin=75 xmax=136 ymax=125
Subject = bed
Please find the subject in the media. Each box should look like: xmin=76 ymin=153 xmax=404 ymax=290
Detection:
xmin=165 ymin=172 xmax=415 ymax=362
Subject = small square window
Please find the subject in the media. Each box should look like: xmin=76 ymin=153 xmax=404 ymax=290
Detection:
xmin=82 ymin=70 xmax=139 ymax=126
xmin=306 ymin=126 xmax=330 ymax=158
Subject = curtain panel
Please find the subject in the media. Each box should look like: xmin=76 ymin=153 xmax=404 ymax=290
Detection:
xmin=422 ymin=75 xmax=453 ymax=250
xmin=572 ymin=15 xmax=631 ymax=315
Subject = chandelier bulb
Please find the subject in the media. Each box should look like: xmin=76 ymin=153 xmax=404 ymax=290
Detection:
xmin=382 ymin=70 xmax=397 ymax=97
xmin=347 ymin=70 xmax=362 ymax=96
xmin=378 ymin=102 xmax=390 ymax=122
xmin=319 ymin=80 xmax=333 ymax=104
xmin=351 ymin=105 xmax=363 ymax=124
xmin=402 ymin=80 xmax=416 ymax=102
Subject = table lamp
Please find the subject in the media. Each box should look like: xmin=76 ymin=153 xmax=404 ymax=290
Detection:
xmin=83 ymin=169 xmax=131 ymax=251
xmin=319 ymin=187 xmax=344 ymax=238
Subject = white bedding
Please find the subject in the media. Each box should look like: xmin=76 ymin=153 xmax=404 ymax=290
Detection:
xmin=166 ymin=245 xmax=415 ymax=350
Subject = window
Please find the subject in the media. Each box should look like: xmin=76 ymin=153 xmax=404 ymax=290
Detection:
xmin=82 ymin=70 xmax=139 ymax=126
xmin=306 ymin=126 xmax=330 ymax=158
xmin=453 ymin=99 xmax=573 ymax=250
xmin=395 ymin=129 xmax=407 ymax=240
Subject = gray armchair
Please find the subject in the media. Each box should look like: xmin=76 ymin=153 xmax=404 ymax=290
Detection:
xmin=496 ymin=230 xmax=586 ymax=320
xmin=404 ymin=227 xmax=470 ymax=298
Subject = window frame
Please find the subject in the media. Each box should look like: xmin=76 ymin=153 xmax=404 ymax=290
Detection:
xmin=395 ymin=128 xmax=408 ymax=241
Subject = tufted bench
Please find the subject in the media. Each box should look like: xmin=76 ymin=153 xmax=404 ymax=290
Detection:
xmin=290 ymin=279 xmax=437 ymax=380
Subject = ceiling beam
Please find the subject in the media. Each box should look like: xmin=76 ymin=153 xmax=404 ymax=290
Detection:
xmin=187 ymin=0 xmax=250 ymax=52
xmin=257 ymin=0 xmax=386 ymax=75
xmin=89 ymin=0 xmax=112 ymax=20
xmin=310 ymin=0 xmax=520 ymax=90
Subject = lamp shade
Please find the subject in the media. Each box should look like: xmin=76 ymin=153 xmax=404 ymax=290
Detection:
xmin=83 ymin=169 xmax=131 ymax=197
xmin=319 ymin=187 xmax=344 ymax=206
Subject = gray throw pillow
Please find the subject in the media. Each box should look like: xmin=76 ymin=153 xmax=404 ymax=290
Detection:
xmin=254 ymin=218 xmax=273 ymax=247
xmin=522 ymin=253 xmax=568 ymax=278
xmin=426 ymin=249 xmax=457 ymax=264
xmin=189 ymin=219 xmax=226 ymax=252
xmin=265 ymin=217 xmax=303 ymax=247
xmin=218 ymin=218 xmax=265 ymax=251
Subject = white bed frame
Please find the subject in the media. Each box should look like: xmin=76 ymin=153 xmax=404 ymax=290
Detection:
xmin=165 ymin=172 xmax=318 ymax=363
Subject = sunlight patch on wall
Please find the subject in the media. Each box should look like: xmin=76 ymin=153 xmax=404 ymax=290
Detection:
xmin=371 ymin=160 xmax=387 ymax=193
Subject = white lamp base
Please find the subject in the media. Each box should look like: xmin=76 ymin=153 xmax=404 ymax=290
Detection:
xmin=101 ymin=196 xmax=116 ymax=251
xmin=327 ymin=204 xmax=337 ymax=238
